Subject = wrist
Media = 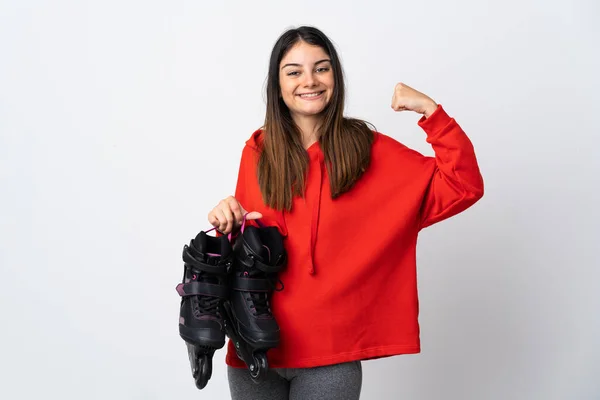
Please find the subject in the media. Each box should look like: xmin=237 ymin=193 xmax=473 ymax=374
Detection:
xmin=423 ymin=101 xmax=438 ymax=118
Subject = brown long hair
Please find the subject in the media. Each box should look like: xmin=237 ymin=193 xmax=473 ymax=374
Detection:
xmin=259 ymin=26 xmax=374 ymax=211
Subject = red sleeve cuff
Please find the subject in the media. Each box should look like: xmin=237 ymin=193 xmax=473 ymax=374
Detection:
xmin=417 ymin=104 xmax=452 ymax=134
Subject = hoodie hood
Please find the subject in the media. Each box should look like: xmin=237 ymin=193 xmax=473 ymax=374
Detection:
xmin=245 ymin=128 xmax=264 ymax=151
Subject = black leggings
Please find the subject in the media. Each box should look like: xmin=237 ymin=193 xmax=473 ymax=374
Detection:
xmin=227 ymin=361 xmax=363 ymax=400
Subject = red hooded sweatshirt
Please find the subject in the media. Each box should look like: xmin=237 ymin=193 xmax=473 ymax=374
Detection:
xmin=225 ymin=104 xmax=484 ymax=369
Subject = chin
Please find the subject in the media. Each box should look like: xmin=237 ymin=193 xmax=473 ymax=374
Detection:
xmin=300 ymin=104 xmax=328 ymax=116
xmin=304 ymin=108 xmax=325 ymax=116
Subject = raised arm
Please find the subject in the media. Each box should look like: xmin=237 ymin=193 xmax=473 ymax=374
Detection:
xmin=391 ymin=82 xmax=484 ymax=228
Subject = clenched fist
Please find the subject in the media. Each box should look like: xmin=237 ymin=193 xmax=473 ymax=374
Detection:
xmin=391 ymin=82 xmax=438 ymax=118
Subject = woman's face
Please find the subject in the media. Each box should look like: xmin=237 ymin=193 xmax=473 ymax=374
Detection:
xmin=279 ymin=41 xmax=334 ymax=120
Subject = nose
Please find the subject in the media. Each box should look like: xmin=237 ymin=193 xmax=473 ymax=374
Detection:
xmin=302 ymin=71 xmax=317 ymax=88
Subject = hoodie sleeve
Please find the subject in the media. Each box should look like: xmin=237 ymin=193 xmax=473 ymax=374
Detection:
xmin=417 ymin=104 xmax=484 ymax=229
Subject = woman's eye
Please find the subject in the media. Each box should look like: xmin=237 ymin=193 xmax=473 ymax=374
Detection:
xmin=287 ymin=71 xmax=300 ymax=76
xmin=317 ymin=67 xmax=330 ymax=73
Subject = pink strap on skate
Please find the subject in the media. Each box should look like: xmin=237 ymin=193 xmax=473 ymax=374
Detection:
xmin=239 ymin=211 xmax=266 ymax=235
xmin=204 ymin=225 xmax=231 ymax=242
xmin=205 ymin=212 xmax=265 ymax=242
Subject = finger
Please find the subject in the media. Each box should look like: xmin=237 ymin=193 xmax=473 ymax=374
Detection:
xmin=207 ymin=210 xmax=219 ymax=227
xmin=216 ymin=200 xmax=235 ymax=233
xmin=227 ymin=197 xmax=244 ymax=226
xmin=391 ymin=94 xmax=404 ymax=110
xmin=219 ymin=203 xmax=235 ymax=234
xmin=213 ymin=207 xmax=229 ymax=233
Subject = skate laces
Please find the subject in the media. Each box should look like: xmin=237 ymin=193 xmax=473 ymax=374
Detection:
xmin=192 ymin=255 xmax=222 ymax=317
xmin=246 ymin=277 xmax=284 ymax=316
xmin=195 ymin=295 xmax=220 ymax=317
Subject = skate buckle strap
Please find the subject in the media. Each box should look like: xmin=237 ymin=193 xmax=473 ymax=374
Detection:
xmin=246 ymin=254 xmax=284 ymax=274
xmin=231 ymin=276 xmax=271 ymax=292
xmin=182 ymin=245 xmax=231 ymax=275
xmin=176 ymin=281 xmax=229 ymax=299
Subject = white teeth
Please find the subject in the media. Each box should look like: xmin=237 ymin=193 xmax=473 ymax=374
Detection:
xmin=299 ymin=92 xmax=322 ymax=98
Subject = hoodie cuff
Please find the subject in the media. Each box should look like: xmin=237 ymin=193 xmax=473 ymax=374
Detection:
xmin=417 ymin=104 xmax=453 ymax=135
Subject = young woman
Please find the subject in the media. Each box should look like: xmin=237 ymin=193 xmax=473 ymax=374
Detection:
xmin=208 ymin=26 xmax=484 ymax=400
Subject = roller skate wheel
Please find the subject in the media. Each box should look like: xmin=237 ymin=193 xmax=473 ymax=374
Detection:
xmin=249 ymin=353 xmax=268 ymax=382
xmin=186 ymin=343 xmax=200 ymax=377
xmin=194 ymin=353 xmax=212 ymax=390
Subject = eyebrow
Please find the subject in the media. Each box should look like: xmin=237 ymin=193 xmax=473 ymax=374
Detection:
xmin=280 ymin=59 xmax=332 ymax=70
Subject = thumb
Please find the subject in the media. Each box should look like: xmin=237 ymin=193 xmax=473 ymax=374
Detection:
xmin=245 ymin=211 xmax=263 ymax=220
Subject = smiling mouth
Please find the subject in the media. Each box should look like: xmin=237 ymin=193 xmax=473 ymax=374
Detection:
xmin=297 ymin=91 xmax=325 ymax=98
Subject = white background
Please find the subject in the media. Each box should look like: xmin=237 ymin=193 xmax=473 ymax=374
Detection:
xmin=1 ymin=0 xmax=598 ymax=399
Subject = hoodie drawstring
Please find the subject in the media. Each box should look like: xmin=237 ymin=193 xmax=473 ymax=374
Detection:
xmin=308 ymin=150 xmax=324 ymax=275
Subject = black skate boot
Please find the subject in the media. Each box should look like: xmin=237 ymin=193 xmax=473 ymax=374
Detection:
xmin=222 ymin=218 xmax=287 ymax=382
xmin=176 ymin=228 xmax=233 ymax=390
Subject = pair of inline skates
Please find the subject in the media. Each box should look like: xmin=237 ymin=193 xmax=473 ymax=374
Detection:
xmin=175 ymin=215 xmax=287 ymax=390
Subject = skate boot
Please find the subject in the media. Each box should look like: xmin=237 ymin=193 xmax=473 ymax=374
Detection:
xmin=176 ymin=228 xmax=233 ymax=390
xmin=222 ymin=217 xmax=287 ymax=382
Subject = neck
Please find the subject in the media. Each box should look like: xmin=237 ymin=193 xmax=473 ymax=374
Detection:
xmin=293 ymin=113 xmax=322 ymax=149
